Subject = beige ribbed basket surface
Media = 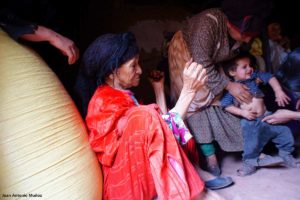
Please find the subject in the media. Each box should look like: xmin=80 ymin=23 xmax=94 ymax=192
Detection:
xmin=0 ymin=29 xmax=102 ymax=199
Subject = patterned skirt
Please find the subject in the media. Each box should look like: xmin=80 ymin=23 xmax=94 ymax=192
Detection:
xmin=186 ymin=106 xmax=243 ymax=151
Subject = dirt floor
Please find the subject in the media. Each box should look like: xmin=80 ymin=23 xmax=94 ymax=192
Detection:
xmin=213 ymin=136 xmax=300 ymax=200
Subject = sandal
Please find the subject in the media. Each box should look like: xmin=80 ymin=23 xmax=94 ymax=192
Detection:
xmin=205 ymin=176 xmax=233 ymax=190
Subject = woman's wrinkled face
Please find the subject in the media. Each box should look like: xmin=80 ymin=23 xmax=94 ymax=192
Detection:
xmin=113 ymin=55 xmax=142 ymax=89
xmin=230 ymin=57 xmax=253 ymax=81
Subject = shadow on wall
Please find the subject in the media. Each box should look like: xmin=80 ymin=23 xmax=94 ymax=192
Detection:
xmin=129 ymin=19 xmax=183 ymax=54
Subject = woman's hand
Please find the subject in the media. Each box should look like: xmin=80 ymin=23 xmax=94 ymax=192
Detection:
xmin=226 ymin=82 xmax=252 ymax=104
xmin=172 ymin=59 xmax=207 ymax=119
xmin=21 ymin=25 xmax=80 ymax=65
xmin=182 ymin=59 xmax=207 ymax=94
xmin=49 ymin=31 xmax=80 ymax=65
xmin=262 ymin=109 xmax=300 ymax=124
xmin=148 ymin=70 xmax=164 ymax=91
xmin=275 ymin=90 xmax=291 ymax=107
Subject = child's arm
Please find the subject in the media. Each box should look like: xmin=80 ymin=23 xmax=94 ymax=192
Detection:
xmin=268 ymin=77 xmax=291 ymax=107
xmin=225 ymin=106 xmax=257 ymax=120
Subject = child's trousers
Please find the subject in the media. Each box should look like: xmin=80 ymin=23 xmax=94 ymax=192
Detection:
xmin=241 ymin=112 xmax=294 ymax=166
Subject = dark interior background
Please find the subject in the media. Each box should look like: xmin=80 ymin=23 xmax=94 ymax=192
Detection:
xmin=72 ymin=0 xmax=300 ymax=104
xmin=77 ymin=0 xmax=300 ymax=49
xmin=3 ymin=0 xmax=299 ymax=105
xmin=0 ymin=0 xmax=300 ymax=114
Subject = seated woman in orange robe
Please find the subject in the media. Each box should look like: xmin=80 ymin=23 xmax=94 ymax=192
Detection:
xmin=77 ymin=32 xmax=225 ymax=199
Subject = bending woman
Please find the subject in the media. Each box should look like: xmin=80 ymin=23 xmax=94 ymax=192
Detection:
xmin=168 ymin=0 xmax=272 ymax=175
xmin=77 ymin=32 xmax=222 ymax=199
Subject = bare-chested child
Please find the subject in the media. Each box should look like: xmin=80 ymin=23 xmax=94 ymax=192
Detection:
xmin=221 ymin=52 xmax=299 ymax=176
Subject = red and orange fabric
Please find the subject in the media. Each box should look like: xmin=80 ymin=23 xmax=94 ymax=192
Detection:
xmin=86 ymin=85 xmax=204 ymax=200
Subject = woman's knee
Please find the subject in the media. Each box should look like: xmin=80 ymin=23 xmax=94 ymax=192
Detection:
xmin=120 ymin=105 xmax=164 ymax=137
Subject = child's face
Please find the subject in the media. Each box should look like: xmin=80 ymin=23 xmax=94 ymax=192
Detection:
xmin=230 ymin=57 xmax=253 ymax=81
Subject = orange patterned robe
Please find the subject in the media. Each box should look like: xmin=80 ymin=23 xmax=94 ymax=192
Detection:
xmin=86 ymin=85 xmax=204 ymax=200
